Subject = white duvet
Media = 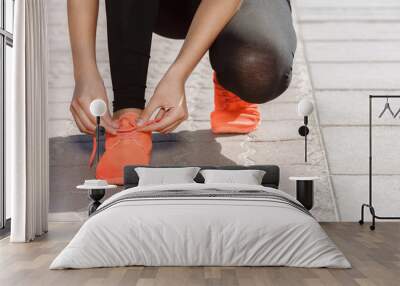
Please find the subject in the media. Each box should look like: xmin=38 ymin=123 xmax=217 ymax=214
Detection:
xmin=50 ymin=183 xmax=350 ymax=269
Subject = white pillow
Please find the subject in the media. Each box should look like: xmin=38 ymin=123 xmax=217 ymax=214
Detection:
xmin=200 ymin=169 xmax=266 ymax=185
xmin=135 ymin=167 xmax=200 ymax=186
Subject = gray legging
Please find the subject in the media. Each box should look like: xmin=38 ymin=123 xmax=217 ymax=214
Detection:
xmin=106 ymin=0 xmax=297 ymax=111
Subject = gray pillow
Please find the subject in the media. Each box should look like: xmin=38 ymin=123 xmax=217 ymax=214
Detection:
xmin=136 ymin=167 xmax=201 ymax=186
xmin=200 ymin=169 xmax=266 ymax=185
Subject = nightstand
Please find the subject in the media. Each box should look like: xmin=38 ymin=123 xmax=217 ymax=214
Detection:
xmin=289 ymin=177 xmax=319 ymax=210
xmin=77 ymin=180 xmax=118 ymax=215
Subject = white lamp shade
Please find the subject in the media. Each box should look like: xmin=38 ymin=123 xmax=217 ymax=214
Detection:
xmin=89 ymin=99 xmax=107 ymax=117
xmin=297 ymin=99 xmax=314 ymax=116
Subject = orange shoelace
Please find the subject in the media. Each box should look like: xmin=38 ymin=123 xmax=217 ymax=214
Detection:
xmin=88 ymin=116 xmax=159 ymax=167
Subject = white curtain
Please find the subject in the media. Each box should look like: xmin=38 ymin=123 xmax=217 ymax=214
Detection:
xmin=8 ymin=0 xmax=49 ymax=242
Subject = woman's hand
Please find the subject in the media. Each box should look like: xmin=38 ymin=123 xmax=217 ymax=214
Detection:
xmin=70 ymin=75 xmax=119 ymax=135
xmin=137 ymin=70 xmax=188 ymax=133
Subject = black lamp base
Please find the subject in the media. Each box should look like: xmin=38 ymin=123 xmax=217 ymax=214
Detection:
xmin=88 ymin=189 xmax=105 ymax=215
xmin=296 ymin=180 xmax=314 ymax=210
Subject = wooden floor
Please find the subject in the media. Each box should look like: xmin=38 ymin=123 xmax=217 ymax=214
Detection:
xmin=0 ymin=222 xmax=399 ymax=286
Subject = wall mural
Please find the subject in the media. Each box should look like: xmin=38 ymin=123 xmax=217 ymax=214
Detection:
xmin=48 ymin=0 xmax=338 ymax=221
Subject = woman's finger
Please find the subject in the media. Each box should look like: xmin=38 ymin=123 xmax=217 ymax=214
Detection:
xmin=104 ymin=110 xmax=119 ymax=128
xmin=74 ymin=104 xmax=97 ymax=134
xmin=160 ymin=120 xmax=182 ymax=134
xmin=155 ymin=107 xmax=166 ymax=121
xmin=139 ymin=109 xmax=183 ymax=132
xmin=100 ymin=111 xmax=118 ymax=135
xmin=71 ymin=105 xmax=92 ymax=135
xmin=77 ymin=97 xmax=97 ymax=126
xmin=71 ymin=109 xmax=87 ymax=133
xmin=158 ymin=110 xmax=183 ymax=133
xmin=136 ymin=100 xmax=160 ymax=127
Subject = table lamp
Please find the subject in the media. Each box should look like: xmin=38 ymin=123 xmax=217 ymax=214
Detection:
xmin=78 ymin=99 xmax=113 ymax=215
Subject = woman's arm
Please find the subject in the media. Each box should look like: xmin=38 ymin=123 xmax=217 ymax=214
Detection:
xmin=138 ymin=0 xmax=242 ymax=133
xmin=68 ymin=0 xmax=118 ymax=134
xmin=170 ymin=0 xmax=242 ymax=81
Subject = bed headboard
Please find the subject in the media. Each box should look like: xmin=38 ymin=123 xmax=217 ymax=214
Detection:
xmin=124 ymin=165 xmax=280 ymax=189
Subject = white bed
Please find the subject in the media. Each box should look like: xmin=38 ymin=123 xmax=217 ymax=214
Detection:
xmin=50 ymin=183 xmax=350 ymax=269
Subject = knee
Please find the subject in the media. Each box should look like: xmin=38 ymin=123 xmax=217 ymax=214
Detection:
xmin=249 ymin=65 xmax=292 ymax=104
xmin=217 ymin=47 xmax=293 ymax=104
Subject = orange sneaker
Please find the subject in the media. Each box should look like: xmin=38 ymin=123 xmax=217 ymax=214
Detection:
xmin=89 ymin=112 xmax=152 ymax=185
xmin=211 ymin=73 xmax=261 ymax=134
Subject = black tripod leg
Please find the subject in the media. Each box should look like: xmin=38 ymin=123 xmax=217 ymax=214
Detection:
xmin=359 ymin=204 xmax=365 ymax=225
xmin=369 ymin=206 xmax=376 ymax=231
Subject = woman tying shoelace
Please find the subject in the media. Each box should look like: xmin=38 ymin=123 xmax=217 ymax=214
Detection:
xmin=68 ymin=0 xmax=297 ymax=185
